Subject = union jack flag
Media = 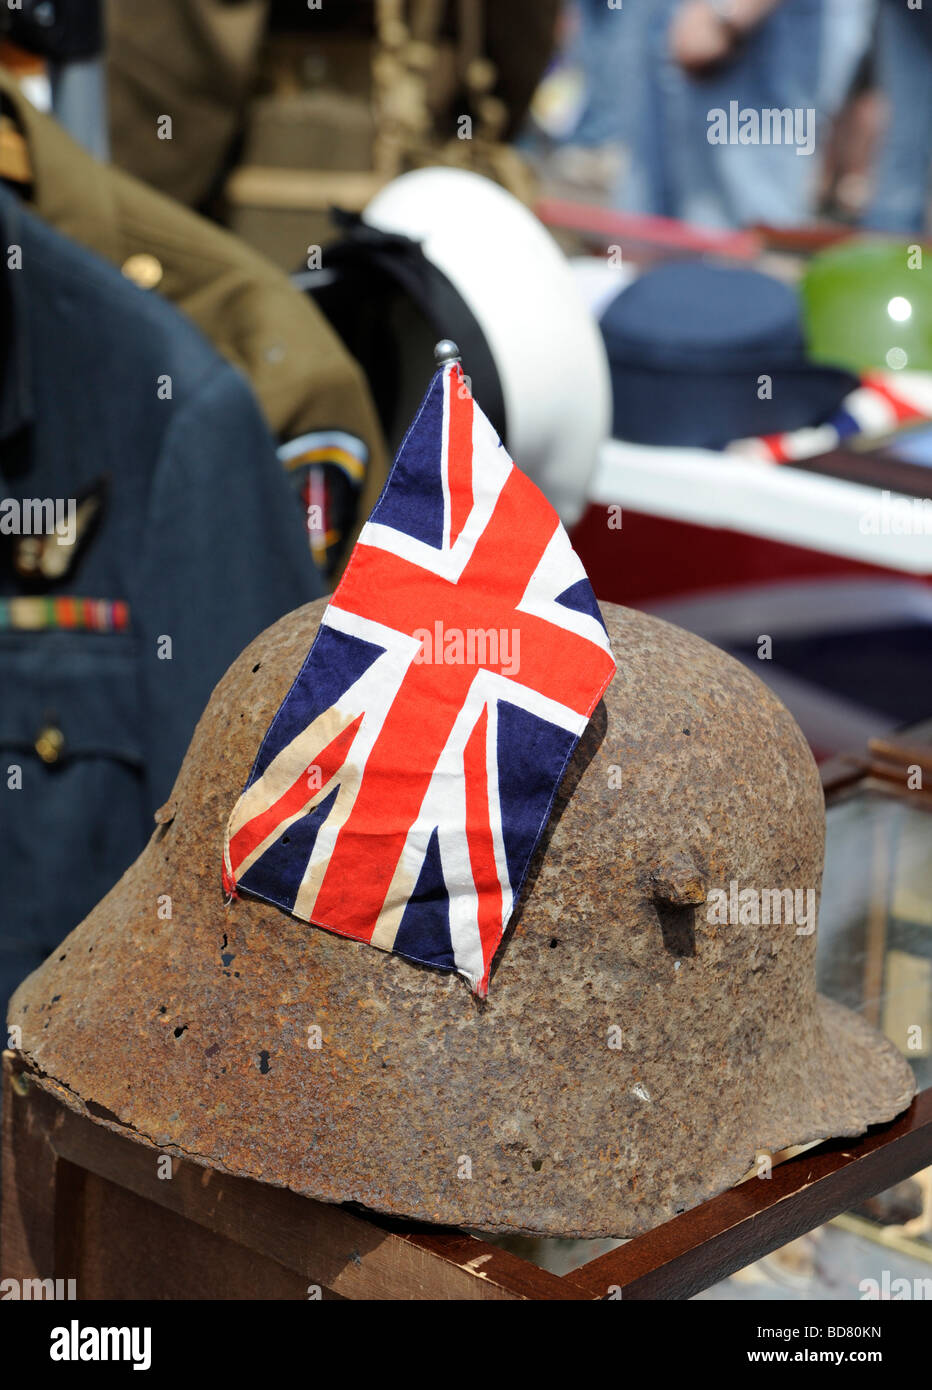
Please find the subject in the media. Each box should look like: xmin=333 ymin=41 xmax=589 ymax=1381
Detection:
xmin=222 ymin=363 xmax=616 ymax=994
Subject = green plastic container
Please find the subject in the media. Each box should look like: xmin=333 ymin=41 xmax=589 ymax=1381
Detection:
xmin=801 ymin=240 xmax=932 ymax=375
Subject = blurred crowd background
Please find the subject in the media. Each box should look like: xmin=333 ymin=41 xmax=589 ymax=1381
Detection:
xmin=528 ymin=0 xmax=931 ymax=235
xmin=61 ymin=0 xmax=932 ymax=246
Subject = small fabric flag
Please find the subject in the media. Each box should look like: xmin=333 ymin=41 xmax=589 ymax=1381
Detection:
xmin=727 ymin=370 xmax=932 ymax=464
xmin=222 ymin=362 xmax=616 ymax=994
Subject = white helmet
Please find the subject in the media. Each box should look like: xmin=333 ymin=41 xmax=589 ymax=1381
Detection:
xmin=315 ymin=168 xmax=611 ymax=527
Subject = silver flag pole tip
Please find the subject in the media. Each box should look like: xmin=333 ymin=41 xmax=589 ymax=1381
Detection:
xmin=434 ymin=339 xmax=461 ymax=367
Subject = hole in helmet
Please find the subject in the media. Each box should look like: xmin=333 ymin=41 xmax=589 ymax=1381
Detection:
xmin=252 ymin=662 xmax=262 ymax=673
xmin=654 ymin=900 xmax=696 ymax=958
xmin=173 ymin=1025 xmax=188 ymax=1039
xmin=258 ymin=1050 xmax=271 ymax=1075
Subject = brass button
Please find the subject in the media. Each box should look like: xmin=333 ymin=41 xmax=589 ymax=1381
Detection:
xmin=121 ymin=252 xmax=163 ymax=290
xmin=35 ymin=724 xmax=64 ymax=764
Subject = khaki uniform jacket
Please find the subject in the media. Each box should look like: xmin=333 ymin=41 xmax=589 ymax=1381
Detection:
xmin=0 ymin=69 xmax=387 ymax=554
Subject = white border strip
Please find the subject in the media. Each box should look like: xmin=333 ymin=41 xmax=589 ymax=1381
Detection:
xmin=589 ymin=438 xmax=932 ymax=575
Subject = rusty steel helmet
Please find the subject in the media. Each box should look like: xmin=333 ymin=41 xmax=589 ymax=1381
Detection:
xmin=8 ymin=599 xmax=915 ymax=1238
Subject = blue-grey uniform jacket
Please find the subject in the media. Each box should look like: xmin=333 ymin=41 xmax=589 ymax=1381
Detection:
xmin=0 ymin=189 xmax=322 ymax=1012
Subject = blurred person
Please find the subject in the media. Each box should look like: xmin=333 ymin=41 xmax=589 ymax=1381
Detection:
xmin=817 ymin=56 xmax=886 ymax=223
xmin=812 ymin=0 xmax=878 ymax=222
xmin=818 ymin=0 xmax=874 ymax=117
xmin=543 ymin=0 xmax=830 ymax=225
xmin=558 ymin=0 xmax=824 ymax=228
xmin=862 ymin=0 xmax=932 ymax=234
xmin=620 ymin=0 xmax=825 ymax=228
xmin=542 ymin=0 xmax=632 ymax=195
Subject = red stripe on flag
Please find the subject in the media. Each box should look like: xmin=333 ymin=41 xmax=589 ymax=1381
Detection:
xmin=463 ymin=705 xmax=502 ymax=997
xmin=758 ymin=433 xmax=789 ymax=463
xmin=312 ymin=658 xmax=473 ymax=940
xmin=227 ymin=713 xmax=363 ymax=884
xmin=862 ymin=372 xmax=925 ymax=425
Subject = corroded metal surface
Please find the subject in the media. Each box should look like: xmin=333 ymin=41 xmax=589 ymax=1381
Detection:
xmin=9 ymin=601 xmax=916 ymax=1237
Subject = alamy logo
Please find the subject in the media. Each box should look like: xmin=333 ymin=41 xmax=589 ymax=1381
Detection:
xmin=50 ymin=1320 xmax=151 ymax=1371
xmin=860 ymin=1272 xmax=932 ymax=1300
xmin=859 ymin=491 xmax=932 ymax=536
xmin=706 ymin=881 xmax=816 ymax=935
xmin=707 ymin=101 xmax=816 ymax=156
xmin=0 ymin=1277 xmax=76 ymax=1299
xmin=412 ymin=620 xmax=521 ymax=676
xmin=0 ymin=496 xmax=76 ymax=545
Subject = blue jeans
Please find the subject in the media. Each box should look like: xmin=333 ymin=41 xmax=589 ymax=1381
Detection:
xmin=570 ymin=0 xmax=634 ymax=147
xmin=598 ymin=0 xmax=825 ymax=228
xmin=863 ymin=0 xmax=932 ymax=234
